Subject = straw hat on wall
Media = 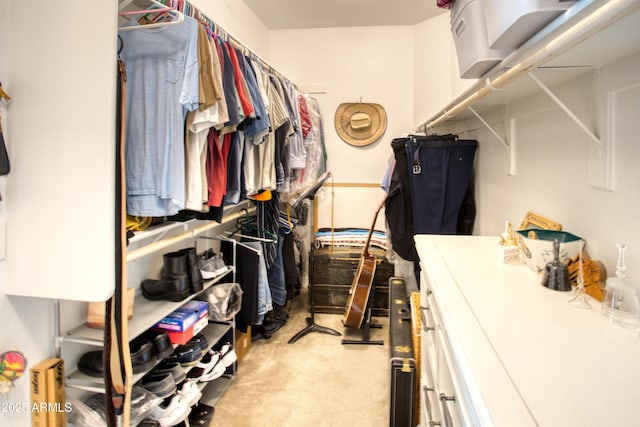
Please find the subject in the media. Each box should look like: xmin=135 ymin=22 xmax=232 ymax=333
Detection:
xmin=334 ymin=102 xmax=387 ymax=147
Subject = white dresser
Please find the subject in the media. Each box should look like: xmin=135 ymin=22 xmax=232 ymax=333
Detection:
xmin=415 ymin=235 xmax=640 ymax=427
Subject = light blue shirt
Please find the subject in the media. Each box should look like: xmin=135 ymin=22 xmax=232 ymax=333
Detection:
xmin=120 ymin=16 xmax=199 ymax=216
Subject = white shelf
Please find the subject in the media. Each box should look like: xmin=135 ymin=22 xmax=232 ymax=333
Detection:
xmin=423 ymin=0 xmax=640 ymax=128
xmin=64 ymin=267 xmax=234 ymax=343
xmin=66 ymin=320 xmax=234 ymax=393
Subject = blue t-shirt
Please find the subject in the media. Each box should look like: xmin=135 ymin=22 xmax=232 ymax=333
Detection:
xmin=120 ymin=16 xmax=199 ymax=216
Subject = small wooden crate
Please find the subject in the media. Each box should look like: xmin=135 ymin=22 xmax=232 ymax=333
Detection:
xmin=310 ymin=247 xmax=393 ymax=317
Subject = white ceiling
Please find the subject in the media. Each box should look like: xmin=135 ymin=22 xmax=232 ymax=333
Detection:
xmin=243 ymin=0 xmax=447 ymax=30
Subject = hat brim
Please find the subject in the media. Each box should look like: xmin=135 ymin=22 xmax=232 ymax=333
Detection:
xmin=335 ymin=103 xmax=387 ymax=147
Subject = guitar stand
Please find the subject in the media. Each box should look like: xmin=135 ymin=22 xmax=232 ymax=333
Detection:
xmin=288 ymin=280 xmax=341 ymax=344
xmin=342 ymin=286 xmax=384 ymax=346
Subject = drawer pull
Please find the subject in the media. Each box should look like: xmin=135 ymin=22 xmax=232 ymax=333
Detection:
xmin=420 ymin=306 xmax=435 ymax=332
xmin=422 ymin=386 xmax=441 ymax=426
xmin=440 ymin=393 xmax=456 ymax=427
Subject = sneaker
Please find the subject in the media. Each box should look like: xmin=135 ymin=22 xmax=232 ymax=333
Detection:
xmin=198 ymin=251 xmax=228 ymax=279
xmin=148 ymin=394 xmax=191 ymax=427
xmin=176 ymin=379 xmax=202 ymax=407
xmin=195 ymin=350 xmax=221 ymax=374
xmin=213 ymin=342 xmax=237 ymax=367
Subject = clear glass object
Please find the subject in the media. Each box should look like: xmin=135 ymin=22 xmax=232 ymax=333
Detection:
xmin=600 ymin=244 xmax=640 ymax=328
xmin=569 ymin=240 xmax=592 ymax=309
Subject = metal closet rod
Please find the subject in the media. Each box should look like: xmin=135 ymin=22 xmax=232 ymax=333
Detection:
xmin=126 ymin=206 xmax=256 ymax=262
xmin=156 ymin=0 xmax=292 ymax=84
xmin=421 ymin=0 xmax=640 ymax=131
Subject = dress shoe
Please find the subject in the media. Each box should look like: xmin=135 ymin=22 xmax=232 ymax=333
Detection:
xmin=141 ymin=277 xmax=189 ymax=302
xmin=130 ymin=340 xmax=156 ymax=374
xmin=152 ymin=360 xmax=186 ymax=385
xmin=187 ymin=333 xmax=209 ymax=353
xmin=77 ymin=350 xmax=104 ymax=377
xmin=137 ymin=330 xmax=173 ymax=361
xmin=178 ymin=247 xmax=203 ymax=293
xmin=140 ymin=371 xmax=177 ymax=399
xmin=166 ymin=342 xmax=203 ymax=367
xmin=78 ymin=340 xmax=155 ymax=378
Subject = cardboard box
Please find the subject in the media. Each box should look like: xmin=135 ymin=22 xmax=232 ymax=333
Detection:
xmin=30 ymin=358 xmax=66 ymax=427
xmin=176 ymin=300 xmax=208 ymax=320
xmin=87 ymin=288 xmax=135 ymax=329
xmin=235 ymin=326 xmax=251 ymax=364
xmin=160 ymin=316 xmax=209 ymax=345
xmin=155 ymin=300 xmax=209 ymax=332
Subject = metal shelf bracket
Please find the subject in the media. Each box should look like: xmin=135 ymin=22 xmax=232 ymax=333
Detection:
xmin=467 ymin=106 xmax=516 ymax=176
xmin=528 ymin=71 xmax=601 ymax=146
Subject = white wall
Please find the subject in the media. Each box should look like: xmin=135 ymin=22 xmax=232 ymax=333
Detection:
xmin=269 ymin=26 xmax=414 ymax=229
xmin=412 ymin=13 xmax=454 ymax=128
xmin=462 ymin=52 xmax=640 ymax=287
xmin=190 ymin=0 xmax=270 ymax=58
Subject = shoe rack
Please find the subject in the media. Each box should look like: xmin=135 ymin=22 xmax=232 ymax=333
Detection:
xmin=57 ymin=203 xmax=254 ymax=411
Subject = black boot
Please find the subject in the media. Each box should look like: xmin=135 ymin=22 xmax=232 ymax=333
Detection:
xmin=179 ymin=247 xmax=203 ymax=293
xmin=141 ymin=251 xmax=190 ymax=302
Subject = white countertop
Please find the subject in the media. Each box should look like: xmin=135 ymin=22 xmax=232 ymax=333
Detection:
xmin=415 ymin=235 xmax=640 ymax=427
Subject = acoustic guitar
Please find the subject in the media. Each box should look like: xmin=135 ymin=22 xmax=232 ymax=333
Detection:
xmin=344 ymin=199 xmax=386 ymax=328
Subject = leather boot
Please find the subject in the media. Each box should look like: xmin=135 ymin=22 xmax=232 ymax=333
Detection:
xmin=179 ymin=247 xmax=203 ymax=293
xmin=141 ymin=251 xmax=190 ymax=302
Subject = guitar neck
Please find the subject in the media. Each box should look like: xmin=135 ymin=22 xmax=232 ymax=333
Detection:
xmin=363 ymin=198 xmax=386 ymax=257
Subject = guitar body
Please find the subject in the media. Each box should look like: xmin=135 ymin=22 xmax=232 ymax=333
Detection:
xmin=344 ymin=252 xmax=377 ymax=328
xmin=343 ymin=198 xmax=386 ymax=329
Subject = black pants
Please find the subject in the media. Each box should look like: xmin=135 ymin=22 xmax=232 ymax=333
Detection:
xmin=404 ymin=136 xmax=477 ymax=234
xmin=386 ymin=135 xmax=477 ymax=262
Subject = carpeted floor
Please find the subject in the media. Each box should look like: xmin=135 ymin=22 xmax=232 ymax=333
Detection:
xmin=212 ymin=287 xmax=390 ymax=427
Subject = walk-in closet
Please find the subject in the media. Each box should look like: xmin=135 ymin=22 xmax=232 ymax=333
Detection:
xmin=2 ymin=0 xmax=640 ymax=426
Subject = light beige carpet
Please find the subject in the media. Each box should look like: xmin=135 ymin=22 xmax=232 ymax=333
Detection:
xmin=213 ymin=288 xmax=391 ymax=427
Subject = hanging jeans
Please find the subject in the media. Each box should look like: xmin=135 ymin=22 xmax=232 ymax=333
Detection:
xmin=266 ymin=234 xmax=288 ymax=307
xmin=404 ymin=136 xmax=478 ymax=235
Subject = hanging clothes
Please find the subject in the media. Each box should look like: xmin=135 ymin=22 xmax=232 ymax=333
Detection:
xmin=119 ymin=16 xmax=200 ymax=217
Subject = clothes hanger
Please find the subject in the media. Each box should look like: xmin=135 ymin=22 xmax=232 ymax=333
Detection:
xmin=118 ymin=0 xmax=184 ymax=31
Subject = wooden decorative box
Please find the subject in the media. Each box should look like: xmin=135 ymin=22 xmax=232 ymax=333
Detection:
xmin=310 ymin=247 xmax=393 ymax=317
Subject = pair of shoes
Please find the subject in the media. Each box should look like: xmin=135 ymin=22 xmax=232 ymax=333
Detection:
xmin=139 ymin=372 xmax=177 ymax=399
xmin=198 ymin=249 xmax=227 ymax=279
xmin=78 ymin=338 xmax=157 ymax=377
xmin=186 ymin=350 xmax=225 ymax=383
xmin=165 ymin=341 xmax=203 ymax=367
xmin=147 ymin=394 xmax=191 ymax=427
xmin=273 ymin=303 xmax=290 ymax=322
xmin=148 ymin=360 xmax=186 ymax=386
xmin=133 ymin=330 xmax=173 ymax=362
xmin=141 ymin=251 xmax=191 ymax=302
xmin=212 ymin=342 xmax=237 ymax=367
xmin=178 ymin=247 xmax=203 ymax=293
xmin=187 ymin=333 xmax=209 ymax=353
xmin=188 ymin=403 xmax=215 ymax=426
xmin=176 ymin=379 xmax=201 ymax=407
xmin=141 ymin=248 xmax=203 ymax=302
